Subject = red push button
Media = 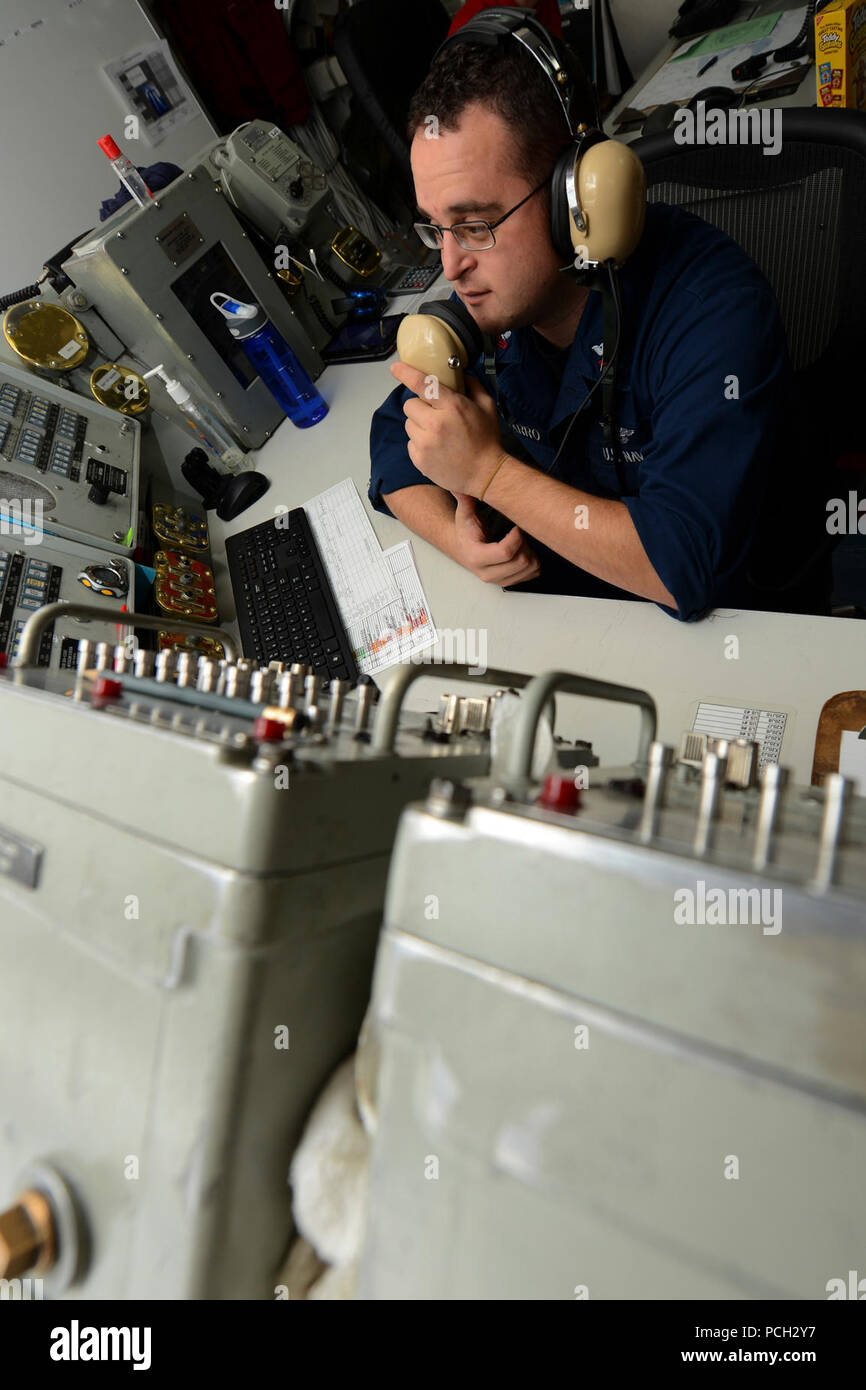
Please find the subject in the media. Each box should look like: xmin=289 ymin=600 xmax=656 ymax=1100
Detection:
xmin=253 ymin=716 xmax=286 ymax=743
xmin=92 ymin=676 xmax=123 ymax=700
xmin=537 ymin=773 xmax=581 ymax=815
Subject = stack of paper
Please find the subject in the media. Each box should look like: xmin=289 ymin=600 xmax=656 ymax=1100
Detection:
xmin=304 ymin=478 xmax=438 ymax=676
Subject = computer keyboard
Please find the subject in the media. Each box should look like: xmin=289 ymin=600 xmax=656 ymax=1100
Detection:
xmin=226 ymin=509 xmax=358 ymax=681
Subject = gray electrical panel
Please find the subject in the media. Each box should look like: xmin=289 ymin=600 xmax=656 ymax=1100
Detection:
xmin=359 ymin=672 xmax=866 ymax=1300
xmin=0 ymin=533 xmax=133 ymax=670
xmin=1 ymin=648 xmax=583 ymax=1298
xmin=0 ymin=361 xmax=139 ymax=555
xmin=61 ymin=149 xmax=331 ymax=450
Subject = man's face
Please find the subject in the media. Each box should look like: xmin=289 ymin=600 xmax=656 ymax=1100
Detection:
xmin=411 ymin=103 xmax=567 ymax=336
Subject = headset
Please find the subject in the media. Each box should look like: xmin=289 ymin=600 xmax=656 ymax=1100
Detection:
xmin=402 ymin=6 xmax=647 ymax=494
xmin=435 ymin=6 xmax=646 ymax=269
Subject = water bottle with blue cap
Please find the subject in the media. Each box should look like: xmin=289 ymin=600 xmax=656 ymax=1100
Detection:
xmin=210 ymin=293 xmax=329 ymax=429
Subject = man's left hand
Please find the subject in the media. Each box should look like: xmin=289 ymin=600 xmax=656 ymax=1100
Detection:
xmin=390 ymin=360 xmax=504 ymax=497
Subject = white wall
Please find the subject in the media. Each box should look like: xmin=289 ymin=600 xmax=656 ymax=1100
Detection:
xmin=0 ymin=0 xmax=216 ymax=293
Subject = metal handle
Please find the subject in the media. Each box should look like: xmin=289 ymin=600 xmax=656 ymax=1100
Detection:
xmin=13 ymin=602 xmax=240 ymax=669
xmin=371 ymin=663 xmax=534 ymax=755
xmin=503 ymin=669 xmax=657 ymax=788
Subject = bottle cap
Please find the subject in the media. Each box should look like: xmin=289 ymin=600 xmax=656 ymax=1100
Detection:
xmin=210 ymin=292 xmax=267 ymax=340
xmin=98 ymin=135 xmax=121 ymax=160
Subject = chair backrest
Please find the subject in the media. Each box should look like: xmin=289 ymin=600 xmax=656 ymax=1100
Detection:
xmin=630 ymin=111 xmax=866 ymax=609
xmin=333 ymin=0 xmax=451 ymax=186
xmin=631 ymin=109 xmax=866 ymax=384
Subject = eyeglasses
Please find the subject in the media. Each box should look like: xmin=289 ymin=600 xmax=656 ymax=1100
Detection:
xmin=413 ymin=176 xmax=549 ymax=251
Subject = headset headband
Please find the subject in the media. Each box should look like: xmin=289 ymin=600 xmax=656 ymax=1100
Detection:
xmin=435 ymin=7 xmax=581 ymax=138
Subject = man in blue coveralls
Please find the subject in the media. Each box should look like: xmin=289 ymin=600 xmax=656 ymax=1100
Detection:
xmin=368 ymin=29 xmax=790 ymax=622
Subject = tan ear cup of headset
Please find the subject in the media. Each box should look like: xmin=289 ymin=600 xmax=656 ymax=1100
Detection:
xmin=569 ymin=138 xmax=647 ymax=267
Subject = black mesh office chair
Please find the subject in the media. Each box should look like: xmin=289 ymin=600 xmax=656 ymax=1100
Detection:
xmin=333 ymin=0 xmax=452 ymax=197
xmin=632 ymin=109 xmax=866 ymax=613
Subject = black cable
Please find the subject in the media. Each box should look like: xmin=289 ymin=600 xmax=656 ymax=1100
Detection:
xmin=0 ymin=283 xmax=41 ymax=312
xmin=321 ymin=259 xmax=352 ymax=293
xmin=543 ymin=257 xmax=622 ymax=478
xmin=773 ymin=0 xmax=817 ymax=62
xmin=309 ymin=293 xmax=336 ymax=334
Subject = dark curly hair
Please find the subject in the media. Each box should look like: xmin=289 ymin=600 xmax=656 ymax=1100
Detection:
xmin=406 ymin=34 xmax=597 ymax=194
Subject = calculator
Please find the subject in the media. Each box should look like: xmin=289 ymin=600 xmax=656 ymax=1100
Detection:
xmin=387 ymin=263 xmax=442 ymax=295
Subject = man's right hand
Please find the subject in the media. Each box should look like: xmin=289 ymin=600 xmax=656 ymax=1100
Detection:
xmin=451 ymin=493 xmax=541 ymax=587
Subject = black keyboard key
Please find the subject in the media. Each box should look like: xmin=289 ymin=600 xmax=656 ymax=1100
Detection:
xmin=309 ymin=595 xmax=333 ymax=640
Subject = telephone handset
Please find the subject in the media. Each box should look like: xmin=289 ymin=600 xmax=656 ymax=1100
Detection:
xmin=395 ymin=308 xmax=473 ymax=394
xmin=396 ymin=300 xmax=514 ymax=542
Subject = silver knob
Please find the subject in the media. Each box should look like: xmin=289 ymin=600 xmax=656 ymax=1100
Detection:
xmin=250 ymin=669 xmax=276 ymax=704
xmin=94 ymin=642 xmax=112 ymax=672
xmin=304 ymin=673 xmax=324 ymax=712
xmin=812 ymin=773 xmax=852 ymax=893
xmin=354 ymin=677 xmax=378 ymax=737
xmin=275 ymin=671 xmax=293 ymax=710
xmin=133 ymin=649 xmax=155 ymax=679
xmin=176 ymin=652 xmax=196 ymax=688
xmin=112 ymin=643 xmax=132 ymax=675
xmin=284 ymin=664 xmax=306 ymax=708
xmin=196 ymin=658 xmax=218 ymax=693
xmin=76 ymin=639 xmax=94 ymax=673
xmin=693 ymin=750 xmax=727 ymax=856
xmin=639 ymin=742 xmax=673 ymax=843
xmin=223 ymin=665 xmax=250 ymax=700
xmin=155 ymin=649 xmax=179 ymax=683
xmin=326 ymin=679 xmax=350 ymax=734
xmin=752 ymin=763 xmax=788 ymax=871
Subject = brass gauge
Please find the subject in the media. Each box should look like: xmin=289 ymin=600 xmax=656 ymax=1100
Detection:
xmin=275 ymin=260 xmax=303 ymax=294
xmin=90 ymin=363 xmax=150 ymax=415
xmin=329 ymin=225 xmax=382 ymax=278
xmin=2 ymin=300 xmax=89 ymax=370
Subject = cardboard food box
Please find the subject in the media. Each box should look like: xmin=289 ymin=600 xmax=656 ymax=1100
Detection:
xmin=815 ymin=0 xmax=866 ymax=108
